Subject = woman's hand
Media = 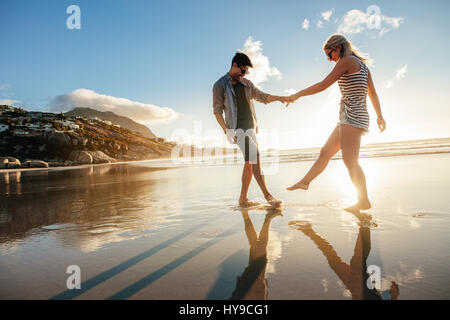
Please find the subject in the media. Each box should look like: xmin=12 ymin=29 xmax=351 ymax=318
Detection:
xmin=284 ymin=94 xmax=300 ymax=107
xmin=377 ymin=116 xmax=386 ymax=132
xmin=280 ymin=96 xmax=290 ymax=106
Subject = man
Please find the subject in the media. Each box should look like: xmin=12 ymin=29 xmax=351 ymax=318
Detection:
xmin=212 ymin=52 xmax=287 ymax=207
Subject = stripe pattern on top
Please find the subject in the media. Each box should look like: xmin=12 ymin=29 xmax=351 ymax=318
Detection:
xmin=337 ymin=59 xmax=370 ymax=130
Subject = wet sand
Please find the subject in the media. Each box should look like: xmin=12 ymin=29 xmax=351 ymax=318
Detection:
xmin=0 ymin=153 xmax=449 ymax=299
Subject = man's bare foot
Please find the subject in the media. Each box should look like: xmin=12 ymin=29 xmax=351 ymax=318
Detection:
xmin=265 ymin=209 xmax=283 ymax=220
xmin=344 ymin=200 xmax=371 ymax=213
xmin=265 ymin=194 xmax=282 ymax=207
xmin=286 ymin=180 xmax=309 ymax=191
xmin=239 ymin=199 xmax=260 ymax=207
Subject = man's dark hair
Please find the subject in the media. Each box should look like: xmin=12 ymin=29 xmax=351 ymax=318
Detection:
xmin=232 ymin=52 xmax=253 ymax=68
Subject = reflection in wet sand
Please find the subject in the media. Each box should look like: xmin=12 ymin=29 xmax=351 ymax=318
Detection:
xmin=290 ymin=211 xmax=399 ymax=300
xmin=230 ymin=208 xmax=283 ymax=300
xmin=0 ymin=165 xmax=174 ymax=251
xmin=0 ymin=154 xmax=449 ymax=299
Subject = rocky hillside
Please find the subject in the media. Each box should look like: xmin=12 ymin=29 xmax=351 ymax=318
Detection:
xmin=0 ymin=117 xmax=176 ymax=167
xmin=64 ymin=107 xmax=157 ymax=139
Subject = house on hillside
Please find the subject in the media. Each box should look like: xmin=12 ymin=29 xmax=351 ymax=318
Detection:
xmin=55 ymin=119 xmax=79 ymax=130
xmin=0 ymin=105 xmax=14 ymax=111
xmin=41 ymin=112 xmax=55 ymax=120
xmin=27 ymin=111 xmax=43 ymax=118
xmin=0 ymin=124 xmax=9 ymax=132
xmin=13 ymin=125 xmax=30 ymax=136
xmin=25 ymin=122 xmax=42 ymax=129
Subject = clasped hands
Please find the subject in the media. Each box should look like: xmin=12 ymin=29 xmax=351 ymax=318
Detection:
xmin=279 ymin=94 xmax=299 ymax=107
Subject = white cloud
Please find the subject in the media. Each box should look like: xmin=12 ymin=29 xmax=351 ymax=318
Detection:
xmin=317 ymin=20 xmax=324 ymax=29
xmin=0 ymin=84 xmax=11 ymax=90
xmin=337 ymin=9 xmax=404 ymax=36
xmin=239 ymin=37 xmax=282 ymax=87
xmin=0 ymin=99 xmax=20 ymax=105
xmin=47 ymin=88 xmax=178 ymax=124
xmin=337 ymin=10 xmax=367 ymax=34
xmin=384 ymin=64 xmax=408 ymax=88
xmin=378 ymin=27 xmax=389 ymax=37
xmin=302 ymin=18 xmax=310 ymax=30
xmin=285 ymin=88 xmax=297 ymax=95
xmin=383 ymin=15 xmax=403 ymax=29
xmin=395 ymin=65 xmax=408 ymax=80
xmin=321 ymin=9 xmax=333 ymax=21
xmin=266 ymin=231 xmax=293 ymax=274
xmin=384 ymin=79 xmax=394 ymax=89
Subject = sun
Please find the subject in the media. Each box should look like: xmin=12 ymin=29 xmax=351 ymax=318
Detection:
xmin=325 ymin=158 xmax=382 ymax=206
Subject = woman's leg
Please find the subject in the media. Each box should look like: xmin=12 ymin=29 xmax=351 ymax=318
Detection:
xmin=339 ymin=124 xmax=371 ymax=211
xmin=287 ymin=126 xmax=341 ymax=191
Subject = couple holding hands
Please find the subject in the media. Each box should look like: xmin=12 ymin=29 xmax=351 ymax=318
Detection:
xmin=212 ymin=34 xmax=386 ymax=213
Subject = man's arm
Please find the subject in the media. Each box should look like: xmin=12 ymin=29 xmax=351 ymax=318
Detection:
xmin=248 ymin=80 xmax=287 ymax=104
xmin=266 ymin=94 xmax=288 ymax=103
xmin=214 ymin=113 xmax=227 ymax=134
xmin=213 ymin=82 xmax=236 ymax=144
xmin=212 ymin=82 xmax=226 ymax=133
xmin=215 ymin=113 xmax=236 ymax=144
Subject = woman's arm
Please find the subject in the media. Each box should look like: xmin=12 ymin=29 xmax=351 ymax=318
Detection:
xmin=367 ymin=70 xmax=386 ymax=132
xmin=289 ymin=58 xmax=349 ymax=102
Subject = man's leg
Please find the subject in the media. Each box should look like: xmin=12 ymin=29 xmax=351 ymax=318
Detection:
xmin=239 ymin=162 xmax=254 ymax=205
xmin=246 ymin=133 xmax=281 ymax=205
xmin=252 ymin=156 xmax=272 ymax=201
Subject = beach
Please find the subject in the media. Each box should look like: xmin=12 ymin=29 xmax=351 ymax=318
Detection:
xmin=1 ymin=153 xmax=449 ymax=299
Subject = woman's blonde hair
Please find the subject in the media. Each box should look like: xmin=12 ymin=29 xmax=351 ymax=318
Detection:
xmin=323 ymin=34 xmax=371 ymax=65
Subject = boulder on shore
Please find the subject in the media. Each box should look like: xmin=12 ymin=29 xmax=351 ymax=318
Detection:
xmin=0 ymin=158 xmax=8 ymax=169
xmin=0 ymin=157 xmax=21 ymax=169
xmin=48 ymin=161 xmax=65 ymax=167
xmin=69 ymin=150 xmax=93 ymax=165
xmin=68 ymin=150 xmax=116 ymax=164
xmin=22 ymin=160 xmax=49 ymax=168
xmin=87 ymin=151 xmax=116 ymax=164
xmin=64 ymin=160 xmax=75 ymax=166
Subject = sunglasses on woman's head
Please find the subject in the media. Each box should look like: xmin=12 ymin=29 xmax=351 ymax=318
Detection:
xmin=327 ymin=48 xmax=335 ymax=60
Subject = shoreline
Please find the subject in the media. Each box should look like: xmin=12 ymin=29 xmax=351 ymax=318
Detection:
xmin=0 ymin=157 xmax=174 ymax=173
xmin=2 ymin=150 xmax=449 ymax=174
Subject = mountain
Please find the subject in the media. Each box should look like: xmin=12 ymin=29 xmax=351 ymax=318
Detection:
xmin=65 ymin=107 xmax=157 ymax=139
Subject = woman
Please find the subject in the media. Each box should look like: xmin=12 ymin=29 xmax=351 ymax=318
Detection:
xmin=286 ymin=34 xmax=386 ymax=212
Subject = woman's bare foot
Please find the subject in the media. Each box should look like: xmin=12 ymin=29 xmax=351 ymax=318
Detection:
xmin=286 ymin=180 xmax=309 ymax=191
xmin=265 ymin=209 xmax=283 ymax=220
xmin=239 ymin=198 xmax=260 ymax=207
xmin=344 ymin=199 xmax=371 ymax=213
xmin=288 ymin=220 xmax=313 ymax=235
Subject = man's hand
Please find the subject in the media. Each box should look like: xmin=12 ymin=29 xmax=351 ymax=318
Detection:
xmin=225 ymin=129 xmax=237 ymax=144
xmin=280 ymin=96 xmax=290 ymax=106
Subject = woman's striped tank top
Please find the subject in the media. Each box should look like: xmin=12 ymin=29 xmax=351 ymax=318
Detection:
xmin=337 ymin=58 xmax=370 ymax=131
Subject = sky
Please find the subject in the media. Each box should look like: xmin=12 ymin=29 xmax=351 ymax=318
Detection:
xmin=1 ymin=0 xmax=449 ymax=150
